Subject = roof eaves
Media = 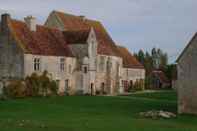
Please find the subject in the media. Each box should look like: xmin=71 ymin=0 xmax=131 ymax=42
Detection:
xmin=176 ymin=32 xmax=197 ymax=63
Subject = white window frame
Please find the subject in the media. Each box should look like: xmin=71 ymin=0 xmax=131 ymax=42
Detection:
xmin=60 ymin=58 xmax=65 ymax=72
xmin=34 ymin=58 xmax=41 ymax=71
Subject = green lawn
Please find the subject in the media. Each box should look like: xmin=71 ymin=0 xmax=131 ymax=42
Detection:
xmin=129 ymin=90 xmax=177 ymax=101
xmin=0 ymin=90 xmax=197 ymax=131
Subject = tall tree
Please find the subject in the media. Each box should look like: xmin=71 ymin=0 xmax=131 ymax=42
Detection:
xmin=144 ymin=52 xmax=153 ymax=75
xmin=138 ymin=49 xmax=145 ymax=65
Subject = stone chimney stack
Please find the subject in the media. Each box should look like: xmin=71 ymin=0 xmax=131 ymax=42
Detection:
xmin=1 ymin=13 xmax=11 ymax=34
xmin=24 ymin=15 xmax=36 ymax=31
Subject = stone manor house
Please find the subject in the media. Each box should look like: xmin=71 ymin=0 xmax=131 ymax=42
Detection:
xmin=0 ymin=11 xmax=145 ymax=95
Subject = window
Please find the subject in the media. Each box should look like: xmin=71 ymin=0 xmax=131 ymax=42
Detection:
xmin=106 ymin=58 xmax=112 ymax=72
xmin=60 ymin=58 xmax=65 ymax=72
xmin=122 ymin=80 xmax=129 ymax=92
xmin=99 ymin=56 xmax=105 ymax=72
xmin=69 ymin=64 xmax=72 ymax=74
xmin=84 ymin=66 xmax=88 ymax=73
xmin=34 ymin=58 xmax=40 ymax=71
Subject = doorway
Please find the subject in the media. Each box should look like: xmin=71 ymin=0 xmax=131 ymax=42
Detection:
xmin=90 ymin=83 xmax=94 ymax=96
xmin=65 ymin=79 xmax=69 ymax=93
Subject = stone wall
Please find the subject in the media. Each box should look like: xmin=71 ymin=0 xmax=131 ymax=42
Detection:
xmin=96 ymin=55 xmax=123 ymax=95
xmin=24 ymin=54 xmax=77 ymax=94
xmin=121 ymin=68 xmax=145 ymax=91
xmin=0 ymin=14 xmax=24 ymax=80
xmin=177 ymin=34 xmax=197 ymax=114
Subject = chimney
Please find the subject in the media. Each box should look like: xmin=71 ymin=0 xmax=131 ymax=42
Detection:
xmin=79 ymin=15 xmax=86 ymax=21
xmin=1 ymin=13 xmax=11 ymax=34
xmin=24 ymin=15 xmax=36 ymax=31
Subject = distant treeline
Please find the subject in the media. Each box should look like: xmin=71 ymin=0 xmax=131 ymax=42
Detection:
xmin=134 ymin=48 xmax=176 ymax=85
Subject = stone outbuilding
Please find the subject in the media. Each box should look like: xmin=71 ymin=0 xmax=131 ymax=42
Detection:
xmin=177 ymin=32 xmax=197 ymax=114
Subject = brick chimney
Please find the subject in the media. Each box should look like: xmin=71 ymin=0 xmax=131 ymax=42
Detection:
xmin=24 ymin=15 xmax=36 ymax=31
xmin=1 ymin=13 xmax=11 ymax=34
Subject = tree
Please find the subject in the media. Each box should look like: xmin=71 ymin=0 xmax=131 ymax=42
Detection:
xmin=163 ymin=64 xmax=176 ymax=82
xmin=138 ymin=49 xmax=145 ymax=65
xmin=144 ymin=51 xmax=153 ymax=75
xmin=134 ymin=47 xmax=170 ymax=89
xmin=160 ymin=53 xmax=168 ymax=69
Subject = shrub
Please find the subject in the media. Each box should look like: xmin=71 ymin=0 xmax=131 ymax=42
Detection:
xmin=25 ymin=71 xmax=58 ymax=97
xmin=5 ymin=71 xmax=59 ymax=98
xmin=39 ymin=71 xmax=50 ymax=96
xmin=49 ymin=80 xmax=58 ymax=96
xmin=96 ymin=90 xmax=100 ymax=95
xmin=25 ymin=73 xmax=40 ymax=96
xmin=133 ymin=79 xmax=145 ymax=91
xmin=5 ymin=80 xmax=26 ymax=98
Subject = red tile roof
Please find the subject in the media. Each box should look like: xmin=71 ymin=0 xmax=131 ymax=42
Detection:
xmin=117 ymin=46 xmax=144 ymax=69
xmin=9 ymin=19 xmax=74 ymax=57
xmin=53 ymin=11 xmax=121 ymax=57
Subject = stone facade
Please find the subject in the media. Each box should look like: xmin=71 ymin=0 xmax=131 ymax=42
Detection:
xmin=0 ymin=14 xmax=24 ymax=79
xmin=24 ymin=54 xmax=77 ymax=94
xmin=177 ymin=33 xmax=197 ymax=114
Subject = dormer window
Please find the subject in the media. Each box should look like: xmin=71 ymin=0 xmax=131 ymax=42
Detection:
xmin=34 ymin=58 xmax=40 ymax=71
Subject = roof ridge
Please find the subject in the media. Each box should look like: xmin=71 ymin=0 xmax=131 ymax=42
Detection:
xmin=11 ymin=19 xmax=63 ymax=32
xmin=176 ymin=32 xmax=197 ymax=62
xmin=53 ymin=10 xmax=102 ymax=23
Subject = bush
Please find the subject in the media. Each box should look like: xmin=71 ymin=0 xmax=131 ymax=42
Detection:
xmin=39 ymin=71 xmax=50 ymax=96
xmin=145 ymin=76 xmax=153 ymax=89
xmin=5 ymin=80 xmax=26 ymax=98
xmin=5 ymin=71 xmax=59 ymax=98
xmin=96 ymin=90 xmax=100 ymax=95
xmin=49 ymin=80 xmax=58 ymax=96
xmin=25 ymin=71 xmax=58 ymax=97
xmin=133 ymin=79 xmax=145 ymax=91
xmin=25 ymin=73 xmax=40 ymax=96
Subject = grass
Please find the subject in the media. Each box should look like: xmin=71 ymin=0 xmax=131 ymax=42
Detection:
xmin=0 ymin=90 xmax=197 ymax=131
xmin=129 ymin=90 xmax=177 ymax=101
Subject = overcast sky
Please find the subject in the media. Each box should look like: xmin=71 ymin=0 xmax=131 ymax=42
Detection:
xmin=0 ymin=0 xmax=197 ymax=63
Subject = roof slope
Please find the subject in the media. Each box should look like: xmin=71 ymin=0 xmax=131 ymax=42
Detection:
xmin=176 ymin=32 xmax=197 ymax=62
xmin=63 ymin=29 xmax=90 ymax=44
xmin=9 ymin=19 xmax=73 ymax=57
xmin=53 ymin=11 xmax=121 ymax=56
xmin=117 ymin=46 xmax=144 ymax=69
